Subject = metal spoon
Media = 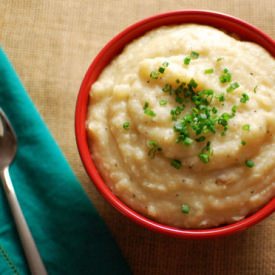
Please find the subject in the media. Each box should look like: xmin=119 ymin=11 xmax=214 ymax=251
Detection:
xmin=0 ymin=109 xmax=47 ymax=275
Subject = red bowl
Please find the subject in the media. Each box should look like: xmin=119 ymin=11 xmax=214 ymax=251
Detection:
xmin=75 ymin=10 xmax=275 ymax=239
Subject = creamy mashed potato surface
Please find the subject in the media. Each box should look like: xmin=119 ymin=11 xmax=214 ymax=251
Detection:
xmin=87 ymin=24 xmax=275 ymax=228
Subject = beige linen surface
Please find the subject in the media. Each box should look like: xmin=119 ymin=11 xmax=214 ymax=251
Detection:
xmin=0 ymin=1 xmax=274 ymax=274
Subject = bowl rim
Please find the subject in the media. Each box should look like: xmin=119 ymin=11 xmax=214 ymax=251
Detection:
xmin=75 ymin=9 xmax=275 ymax=239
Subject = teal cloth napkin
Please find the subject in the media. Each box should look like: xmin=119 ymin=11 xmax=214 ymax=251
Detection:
xmin=0 ymin=48 xmax=130 ymax=275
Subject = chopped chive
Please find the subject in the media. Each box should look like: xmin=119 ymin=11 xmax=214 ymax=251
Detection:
xmin=253 ymin=85 xmax=258 ymax=93
xmin=181 ymin=204 xmax=190 ymax=214
xmin=175 ymin=96 xmax=184 ymax=104
xmin=212 ymin=107 xmax=218 ymax=114
xmin=174 ymin=122 xmax=185 ymax=133
xmin=147 ymin=140 xmax=162 ymax=159
xmin=221 ymin=125 xmax=228 ymax=136
xmin=144 ymin=109 xmax=156 ymax=117
xmin=240 ymin=93 xmax=249 ymax=103
xmin=217 ymin=57 xmax=223 ymax=62
xmin=122 ymin=121 xmax=130 ymax=130
xmin=188 ymin=78 xmax=198 ymax=89
xmin=231 ymin=105 xmax=237 ymax=114
xmin=162 ymin=83 xmax=172 ymax=93
xmin=159 ymin=99 xmax=168 ymax=106
xmin=170 ymin=106 xmax=184 ymax=121
xmin=191 ymin=51 xmax=199 ymax=59
xmin=150 ymin=71 xmax=159 ymax=79
xmin=198 ymin=142 xmax=212 ymax=163
xmin=226 ymin=82 xmax=240 ymax=93
xmin=147 ymin=140 xmax=157 ymax=147
xmin=195 ymin=136 xmax=206 ymax=142
xmin=184 ymin=56 xmax=191 ymax=65
xmin=171 ymin=159 xmax=182 ymax=169
xmin=201 ymin=89 xmax=214 ymax=96
xmin=242 ymin=124 xmax=250 ymax=131
xmin=204 ymin=68 xmax=214 ymax=74
xmin=183 ymin=137 xmax=193 ymax=146
xmin=158 ymin=67 xmax=165 ymax=73
xmin=218 ymin=112 xmax=231 ymax=127
xmin=199 ymin=153 xmax=209 ymax=163
xmin=217 ymin=94 xmax=225 ymax=102
xmin=143 ymin=102 xmax=156 ymax=117
xmin=245 ymin=160 xmax=255 ymax=168
xmin=241 ymin=140 xmax=246 ymax=146
xmin=143 ymin=102 xmax=149 ymax=109
xmin=219 ymin=68 xmax=232 ymax=83
xmin=230 ymin=105 xmax=237 ymax=118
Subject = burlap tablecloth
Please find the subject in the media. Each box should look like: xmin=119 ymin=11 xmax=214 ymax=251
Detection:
xmin=1 ymin=1 xmax=274 ymax=274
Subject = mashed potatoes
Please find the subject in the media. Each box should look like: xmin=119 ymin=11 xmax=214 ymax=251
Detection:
xmin=87 ymin=24 xmax=275 ymax=228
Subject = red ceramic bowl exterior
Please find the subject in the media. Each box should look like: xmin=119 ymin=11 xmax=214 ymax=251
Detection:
xmin=75 ymin=10 xmax=275 ymax=239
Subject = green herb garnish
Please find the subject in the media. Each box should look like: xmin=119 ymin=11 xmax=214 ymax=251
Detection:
xmin=159 ymin=99 xmax=168 ymax=106
xmin=151 ymin=62 xmax=169 ymax=78
xmin=217 ymin=94 xmax=225 ymax=102
xmin=219 ymin=68 xmax=232 ymax=83
xmin=199 ymin=141 xmax=212 ymax=163
xmin=241 ymin=140 xmax=246 ymax=146
xmin=143 ymin=102 xmax=149 ymax=109
xmin=219 ymin=112 xmax=230 ymax=123
xmin=199 ymin=153 xmax=209 ymax=163
xmin=122 ymin=122 xmax=130 ymax=130
xmin=144 ymin=109 xmax=156 ymax=117
xmin=143 ymin=102 xmax=156 ymax=117
xmin=171 ymin=106 xmax=184 ymax=121
xmin=226 ymin=82 xmax=240 ymax=93
xmin=211 ymin=107 xmax=218 ymax=115
xmin=204 ymin=68 xmax=214 ymax=74
xmin=158 ymin=62 xmax=169 ymax=73
xmin=242 ymin=124 xmax=250 ymax=131
xmin=245 ymin=160 xmax=255 ymax=168
xmin=184 ymin=56 xmax=191 ymax=65
xmin=188 ymin=78 xmax=198 ymax=89
xmin=146 ymin=61 xmax=253 ymax=165
xmin=183 ymin=137 xmax=193 ymax=146
xmin=240 ymin=93 xmax=249 ymax=103
xmin=231 ymin=105 xmax=237 ymax=116
xmin=196 ymin=136 xmax=206 ymax=142
xmin=162 ymin=83 xmax=172 ymax=93
xmin=181 ymin=204 xmax=190 ymax=214
xmin=175 ymin=96 xmax=184 ymax=104
xmin=191 ymin=51 xmax=199 ymax=59
xmin=150 ymin=71 xmax=159 ymax=79
xmin=171 ymin=159 xmax=182 ymax=169
xmin=158 ymin=67 xmax=165 ymax=73
xmin=147 ymin=140 xmax=162 ymax=159
xmin=183 ymin=51 xmax=199 ymax=65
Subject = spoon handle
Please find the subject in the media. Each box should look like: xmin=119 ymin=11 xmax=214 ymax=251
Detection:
xmin=0 ymin=168 xmax=47 ymax=275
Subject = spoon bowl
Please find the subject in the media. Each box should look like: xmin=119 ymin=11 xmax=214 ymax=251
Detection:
xmin=0 ymin=108 xmax=47 ymax=274
xmin=0 ymin=109 xmax=17 ymax=170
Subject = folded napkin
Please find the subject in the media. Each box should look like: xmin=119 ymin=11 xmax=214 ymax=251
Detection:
xmin=0 ymin=48 xmax=130 ymax=275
